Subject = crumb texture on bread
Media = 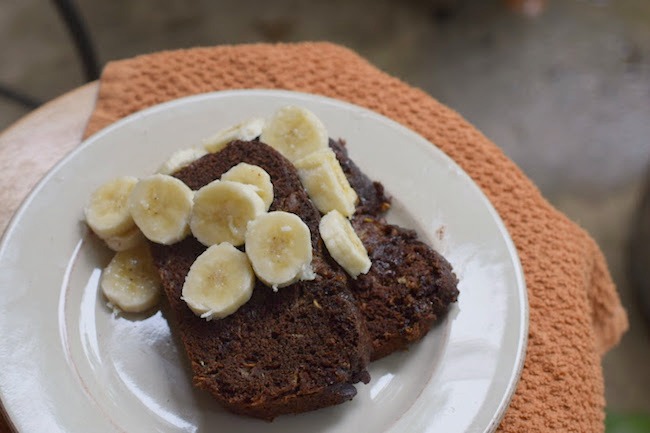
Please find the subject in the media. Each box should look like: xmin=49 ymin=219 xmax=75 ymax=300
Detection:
xmin=330 ymin=138 xmax=459 ymax=360
xmin=350 ymin=217 xmax=459 ymax=360
xmin=152 ymin=140 xmax=371 ymax=420
xmin=152 ymin=138 xmax=459 ymax=419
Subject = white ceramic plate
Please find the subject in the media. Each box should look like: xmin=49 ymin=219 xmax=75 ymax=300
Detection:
xmin=0 ymin=90 xmax=527 ymax=433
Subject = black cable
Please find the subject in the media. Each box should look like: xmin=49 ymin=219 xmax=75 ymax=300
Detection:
xmin=0 ymin=0 xmax=100 ymax=109
xmin=51 ymin=0 xmax=100 ymax=81
xmin=0 ymin=84 xmax=41 ymax=109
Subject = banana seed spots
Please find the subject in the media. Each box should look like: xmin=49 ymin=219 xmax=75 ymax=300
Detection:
xmin=215 ymin=200 xmax=238 ymax=226
xmin=269 ymin=234 xmax=294 ymax=265
xmin=109 ymin=191 xmax=124 ymax=211
xmin=127 ymin=256 xmax=138 ymax=269
xmin=207 ymin=200 xmax=231 ymax=230
xmin=152 ymin=194 xmax=161 ymax=214
xmin=143 ymin=190 xmax=162 ymax=215
xmin=288 ymin=127 xmax=302 ymax=144
xmin=206 ymin=268 xmax=233 ymax=304
xmin=210 ymin=269 xmax=226 ymax=289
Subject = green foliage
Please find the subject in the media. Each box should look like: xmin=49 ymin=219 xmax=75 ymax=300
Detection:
xmin=606 ymin=412 xmax=650 ymax=433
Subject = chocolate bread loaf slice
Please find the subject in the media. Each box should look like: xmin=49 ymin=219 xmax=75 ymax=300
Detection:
xmin=151 ymin=140 xmax=371 ymax=420
xmin=330 ymin=139 xmax=459 ymax=360
xmin=349 ymin=217 xmax=459 ymax=359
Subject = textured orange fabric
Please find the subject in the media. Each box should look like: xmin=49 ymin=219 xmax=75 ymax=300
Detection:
xmin=84 ymin=42 xmax=628 ymax=432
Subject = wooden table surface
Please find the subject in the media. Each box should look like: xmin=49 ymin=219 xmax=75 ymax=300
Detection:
xmin=0 ymin=83 xmax=98 ymax=234
xmin=0 ymin=82 xmax=98 ymax=432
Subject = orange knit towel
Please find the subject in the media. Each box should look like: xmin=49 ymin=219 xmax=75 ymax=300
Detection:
xmin=84 ymin=42 xmax=628 ymax=433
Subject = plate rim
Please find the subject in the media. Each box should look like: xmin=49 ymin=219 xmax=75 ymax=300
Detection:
xmin=0 ymin=89 xmax=528 ymax=433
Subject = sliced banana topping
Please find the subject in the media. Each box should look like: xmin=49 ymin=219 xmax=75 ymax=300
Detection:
xmin=221 ymin=163 xmax=274 ymax=211
xmin=203 ymin=117 xmax=266 ymax=153
xmin=295 ymin=148 xmax=358 ymax=217
xmin=89 ymin=106 xmax=374 ymax=320
xmin=85 ymin=176 xmax=139 ymax=239
xmin=260 ymin=106 xmax=328 ymax=163
xmin=320 ymin=210 xmax=371 ymax=279
xmin=103 ymin=226 xmax=146 ymax=252
xmin=101 ymin=244 xmax=162 ymax=313
xmin=128 ymin=174 xmax=194 ymax=245
xmin=182 ymin=243 xmax=255 ymax=320
xmin=245 ymin=211 xmax=314 ymax=290
xmin=190 ymin=180 xmax=266 ymax=247
xmin=157 ymin=147 xmax=208 ymax=175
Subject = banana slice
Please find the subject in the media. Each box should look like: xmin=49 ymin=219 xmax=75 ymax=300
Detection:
xmin=260 ymin=106 xmax=328 ymax=163
xmin=295 ymin=149 xmax=358 ymax=217
xmin=104 ymin=226 xmax=146 ymax=252
xmin=100 ymin=244 xmax=162 ymax=313
xmin=319 ymin=210 xmax=371 ymax=278
xmin=221 ymin=163 xmax=274 ymax=210
xmin=182 ymin=243 xmax=255 ymax=320
xmin=158 ymin=147 xmax=208 ymax=175
xmin=190 ymin=180 xmax=266 ymax=247
xmin=128 ymin=174 xmax=194 ymax=245
xmin=203 ymin=117 xmax=266 ymax=153
xmin=85 ymin=176 xmax=138 ymax=239
xmin=245 ymin=211 xmax=314 ymax=290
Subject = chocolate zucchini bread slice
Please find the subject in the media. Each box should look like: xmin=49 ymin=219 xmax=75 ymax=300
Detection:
xmin=330 ymin=139 xmax=459 ymax=360
xmin=151 ymin=140 xmax=371 ymax=420
xmin=349 ymin=217 xmax=459 ymax=360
